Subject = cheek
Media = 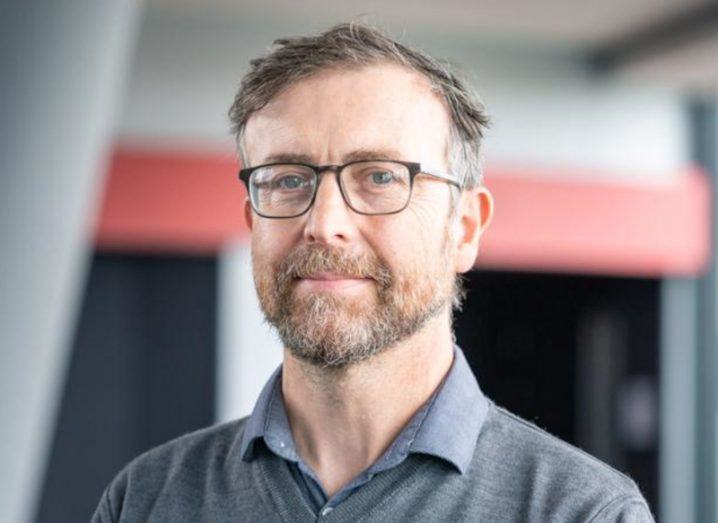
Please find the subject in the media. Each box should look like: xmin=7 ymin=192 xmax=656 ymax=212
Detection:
xmin=250 ymin=233 xmax=272 ymax=288
xmin=370 ymin=214 xmax=448 ymax=277
xmin=250 ymin=229 xmax=271 ymax=266
xmin=406 ymin=183 xmax=451 ymax=223
xmin=401 ymin=195 xmax=451 ymax=253
xmin=252 ymin=222 xmax=298 ymax=260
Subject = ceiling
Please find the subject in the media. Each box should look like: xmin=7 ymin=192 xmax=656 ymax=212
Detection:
xmin=149 ymin=0 xmax=706 ymax=47
xmin=147 ymin=0 xmax=718 ymax=90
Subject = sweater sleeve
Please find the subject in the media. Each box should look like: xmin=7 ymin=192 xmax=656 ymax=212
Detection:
xmin=90 ymin=487 xmax=117 ymax=523
xmin=91 ymin=464 xmax=131 ymax=523
xmin=589 ymin=494 xmax=655 ymax=522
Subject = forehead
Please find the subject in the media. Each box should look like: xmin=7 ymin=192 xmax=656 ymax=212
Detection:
xmin=243 ymin=63 xmax=451 ymax=166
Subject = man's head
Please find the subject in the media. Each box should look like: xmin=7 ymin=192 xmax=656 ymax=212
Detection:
xmin=230 ymin=23 xmax=493 ymax=368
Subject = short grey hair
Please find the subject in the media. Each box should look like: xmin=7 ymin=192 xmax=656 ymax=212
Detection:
xmin=229 ymin=22 xmax=489 ymax=189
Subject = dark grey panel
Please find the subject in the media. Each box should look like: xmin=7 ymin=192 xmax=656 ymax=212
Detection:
xmin=36 ymin=254 xmax=217 ymax=523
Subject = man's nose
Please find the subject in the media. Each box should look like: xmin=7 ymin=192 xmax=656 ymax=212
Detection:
xmin=302 ymin=172 xmax=357 ymax=245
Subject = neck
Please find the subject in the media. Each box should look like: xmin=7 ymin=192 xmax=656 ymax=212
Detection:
xmin=281 ymin=309 xmax=455 ymax=497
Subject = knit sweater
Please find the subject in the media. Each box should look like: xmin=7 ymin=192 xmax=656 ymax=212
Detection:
xmin=92 ymin=400 xmax=653 ymax=522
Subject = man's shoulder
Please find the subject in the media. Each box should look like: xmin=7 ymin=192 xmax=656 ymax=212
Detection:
xmin=126 ymin=417 xmax=249 ymax=474
xmin=93 ymin=417 xmax=252 ymax=522
xmin=469 ymin=401 xmax=653 ymax=520
xmin=483 ymin=402 xmax=636 ymax=485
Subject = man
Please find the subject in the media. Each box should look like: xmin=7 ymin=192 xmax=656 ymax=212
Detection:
xmin=93 ymin=23 xmax=653 ymax=522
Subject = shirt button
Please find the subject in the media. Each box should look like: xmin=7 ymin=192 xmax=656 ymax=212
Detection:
xmin=279 ymin=441 xmax=285 ymax=448
xmin=321 ymin=507 xmax=333 ymax=516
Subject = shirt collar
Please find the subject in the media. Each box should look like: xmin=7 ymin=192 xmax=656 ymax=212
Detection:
xmin=239 ymin=346 xmax=489 ymax=474
xmin=239 ymin=364 xmax=285 ymax=461
xmin=409 ymin=346 xmax=488 ymax=473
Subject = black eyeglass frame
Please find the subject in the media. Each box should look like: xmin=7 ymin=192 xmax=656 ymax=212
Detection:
xmin=238 ymin=159 xmax=460 ymax=219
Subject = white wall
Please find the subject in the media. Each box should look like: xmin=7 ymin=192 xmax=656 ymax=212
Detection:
xmin=443 ymin=42 xmax=689 ymax=180
xmin=217 ymin=242 xmax=283 ymax=421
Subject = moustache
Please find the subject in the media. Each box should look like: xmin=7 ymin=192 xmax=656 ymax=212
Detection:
xmin=275 ymin=244 xmax=393 ymax=289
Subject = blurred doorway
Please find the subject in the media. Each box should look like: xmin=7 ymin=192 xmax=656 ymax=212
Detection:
xmin=455 ymin=270 xmax=659 ymax=512
xmin=36 ymin=253 xmax=217 ymax=523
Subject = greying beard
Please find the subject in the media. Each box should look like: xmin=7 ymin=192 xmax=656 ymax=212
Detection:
xmin=253 ymin=243 xmax=455 ymax=368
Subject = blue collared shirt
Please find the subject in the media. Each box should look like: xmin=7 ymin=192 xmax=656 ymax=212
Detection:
xmin=239 ymin=346 xmax=489 ymax=515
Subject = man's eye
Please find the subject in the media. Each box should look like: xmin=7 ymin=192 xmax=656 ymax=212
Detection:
xmin=369 ymin=171 xmax=395 ymax=185
xmin=275 ymin=175 xmax=307 ymax=190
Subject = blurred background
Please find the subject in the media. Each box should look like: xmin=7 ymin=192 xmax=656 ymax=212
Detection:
xmin=1 ymin=0 xmax=717 ymax=521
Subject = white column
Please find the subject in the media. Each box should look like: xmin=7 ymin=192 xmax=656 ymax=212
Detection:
xmin=217 ymin=240 xmax=283 ymax=422
xmin=0 ymin=2 xmax=141 ymax=522
xmin=660 ymin=279 xmax=697 ymax=523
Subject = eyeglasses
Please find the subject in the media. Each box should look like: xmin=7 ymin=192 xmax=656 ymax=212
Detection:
xmin=238 ymin=159 xmax=459 ymax=219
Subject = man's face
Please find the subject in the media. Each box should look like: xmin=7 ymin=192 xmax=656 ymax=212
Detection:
xmin=243 ymin=63 xmax=477 ymax=367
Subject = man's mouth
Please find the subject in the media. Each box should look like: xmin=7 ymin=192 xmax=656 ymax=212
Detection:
xmin=295 ymin=272 xmax=372 ymax=291
xmin=302 ymin=272 xmax=367 ymax=280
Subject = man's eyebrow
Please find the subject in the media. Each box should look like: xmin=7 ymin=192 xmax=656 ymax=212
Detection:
xmin=342 ymin=149 xmax=404 ymax=163
xmin=262 ymin=152 xmax=315 ymax=165
xmin=260 ymin=148 xmax=404 ymax=166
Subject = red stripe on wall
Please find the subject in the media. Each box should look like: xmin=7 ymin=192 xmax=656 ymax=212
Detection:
xmin=95 ymin=147 xmax=711 ymax=276
xmin=477 ymin=167 xmax=710 ymax=276
xmin=95 ymin=147 xmax=247 ymax=253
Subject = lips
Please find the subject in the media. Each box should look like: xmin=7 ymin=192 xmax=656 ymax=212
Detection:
xmin=293 ymin=272 xmax=372 ymax=292
xmin=301 ymin=272 xmax=368 ymax=281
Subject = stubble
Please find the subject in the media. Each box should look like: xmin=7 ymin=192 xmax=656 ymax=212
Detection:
xmin=253 ymin=238 xmax=458 ymax=369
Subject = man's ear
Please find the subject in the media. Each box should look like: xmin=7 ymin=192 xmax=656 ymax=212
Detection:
xmin=453 ymin=186 xmax=493 ymax=273
xmin=243 ymin=197 xmax=254 ymax=231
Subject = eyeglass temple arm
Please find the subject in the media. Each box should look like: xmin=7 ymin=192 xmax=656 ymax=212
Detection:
xmin=420 ymin=168 xmax=461 ymax=188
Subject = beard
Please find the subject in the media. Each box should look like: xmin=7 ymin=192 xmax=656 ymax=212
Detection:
xmin=252 ymin=237 xmax=462 ymax=369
